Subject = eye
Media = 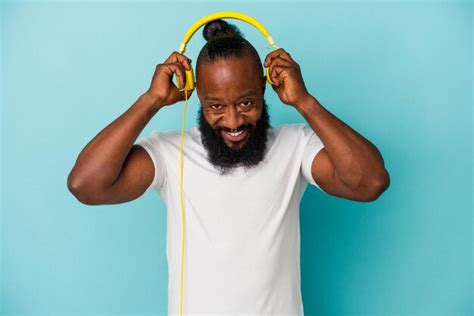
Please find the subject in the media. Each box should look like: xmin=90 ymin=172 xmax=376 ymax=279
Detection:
xmin=241 ymin=100 xmax=253 ymax=107
xmin=210 ymin=104 xmax=222 ymax=110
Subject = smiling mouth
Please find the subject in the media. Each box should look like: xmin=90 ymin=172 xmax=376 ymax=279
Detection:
xmin=221 ymin=128 xmax=249 ymax=143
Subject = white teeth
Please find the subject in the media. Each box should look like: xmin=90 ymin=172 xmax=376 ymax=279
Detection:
xmin=229 ymin=130 xmax=244 ymax=137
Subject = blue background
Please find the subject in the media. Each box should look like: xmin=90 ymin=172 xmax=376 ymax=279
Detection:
xmin=1 ymin=0 xmax=472 ymax=315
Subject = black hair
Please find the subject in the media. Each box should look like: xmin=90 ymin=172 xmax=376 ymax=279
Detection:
xmin=195 ymin=19 xmax=263 ymax=77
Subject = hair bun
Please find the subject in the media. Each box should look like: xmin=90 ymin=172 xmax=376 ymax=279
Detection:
xmin=203 ymin=19 xmax=244 ymax=42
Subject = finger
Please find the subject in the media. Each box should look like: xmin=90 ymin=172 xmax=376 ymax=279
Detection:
xmin=264 ymin=48 xmax=294 ymax=67
xmin=265 ymin=52 xmax=292 ymax=71
xmin=163 ymin=63 xmax=186 ymax=89
xmin=273 ymin=48 xmax=296 ymax=63
xmin=165 ymin=51 xmax=192 ymax=71
xmin=172 ymin=63 xmax=187 ymax=89
xmin=267 ymin=56 xmax=292 ymax=86
xmin=270 ymin=65 xmax=290 ymax=86
xmin=268 ymin=56 xmax=292 ymax=69
xmin=264 ymin=48 xmax=283 ymax=65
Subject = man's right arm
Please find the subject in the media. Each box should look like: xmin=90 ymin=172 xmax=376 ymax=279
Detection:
xmin=67 ymin=52 xmax=194 ymax=205
xmin=67 ymin=93 xmax=162 ymax=205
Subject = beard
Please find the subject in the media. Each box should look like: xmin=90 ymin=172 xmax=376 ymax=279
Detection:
xmin=197 ymin=99 xmax=271 ymax=175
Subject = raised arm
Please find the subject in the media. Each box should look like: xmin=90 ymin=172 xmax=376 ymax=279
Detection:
xmin=67 ymin=52 xmax=194 ymax=205
xmin=264 ymin=48 xmax=390 ymax=201
xmin=67 ymin=94 xmax=159 ymax=204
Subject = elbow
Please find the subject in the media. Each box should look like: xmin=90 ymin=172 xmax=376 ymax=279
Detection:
xmin=377 ymin=168 xmax=391 ymax=193
xmin=67 ymin=172 xmax=81 ymax=196
xmin=67 ymin=173 xmax=100 ymax=205
xmin=363 ymin=169 xmax=391 ymax=202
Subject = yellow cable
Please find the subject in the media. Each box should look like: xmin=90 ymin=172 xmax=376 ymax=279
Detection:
xmin=179 ymin=88 xmax=188 ymax=316
xmin=176 ymin=12 xmax=279 ymax=315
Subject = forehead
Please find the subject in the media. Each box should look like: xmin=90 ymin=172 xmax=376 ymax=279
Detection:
xmin=197 ymin=56 xmax=261 ymax=102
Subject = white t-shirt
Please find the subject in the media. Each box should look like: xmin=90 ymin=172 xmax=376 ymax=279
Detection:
xmin=136 ymin=123 xmax=326 ymax=315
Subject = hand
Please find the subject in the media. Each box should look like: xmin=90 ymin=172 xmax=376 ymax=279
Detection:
xmin=143 ymin=51 xmax=194 ymax=109
xmin=264 ymin=48 xmax=311 ymax=107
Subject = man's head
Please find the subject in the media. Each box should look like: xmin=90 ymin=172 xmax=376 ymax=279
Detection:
xmin=194 ymin=19 xmax=272 ymax=174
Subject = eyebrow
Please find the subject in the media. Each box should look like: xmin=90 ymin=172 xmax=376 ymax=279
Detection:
xmin=204 ymin=90 xmax=257 ymax=102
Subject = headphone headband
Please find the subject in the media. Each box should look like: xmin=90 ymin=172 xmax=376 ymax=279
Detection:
xmin=178 ymin=11 xmax=279 ymax=54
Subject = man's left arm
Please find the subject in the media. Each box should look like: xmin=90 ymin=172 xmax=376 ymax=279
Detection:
xmin=265 ymin=48 xmax=390 ymax=202
xmin=296 ymin=94 xmax=390 ymax=202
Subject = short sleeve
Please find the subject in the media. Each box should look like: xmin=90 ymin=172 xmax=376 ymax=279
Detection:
xmin=301 ymin=125 xmax=327 ymax=193
xmin=135 ymin=130 xmax=167 ymax=193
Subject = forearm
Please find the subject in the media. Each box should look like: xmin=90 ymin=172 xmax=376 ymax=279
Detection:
xmin=295 ymin=94 xmax=388 ymax=190
xmin=68 ymin=93 xmax=161 ymax=191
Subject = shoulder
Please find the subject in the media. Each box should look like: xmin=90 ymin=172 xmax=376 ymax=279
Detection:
xmin=271 ymin=123 xmax=308 ymax=139
xmin=137 ymin=128 xmax=197 ymax=156
xmin=146 ymin=127 xmax=196 ymax=142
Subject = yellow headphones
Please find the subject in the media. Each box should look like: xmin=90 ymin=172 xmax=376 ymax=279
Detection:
xmin=176 ymin=11 xmax=280 ymax=92
xmin=174 ymin=11 xmax=279 ymax=315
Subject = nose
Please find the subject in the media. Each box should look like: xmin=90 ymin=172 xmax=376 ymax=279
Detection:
xmin=223 ymin=105 xmax=244 ymax=130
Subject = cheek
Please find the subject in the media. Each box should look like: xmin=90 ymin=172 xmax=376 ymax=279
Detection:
xmin=248 ymin=109 xmax=262 ymax=125
xmin=205 ymin=113 xmax=222 ymax=129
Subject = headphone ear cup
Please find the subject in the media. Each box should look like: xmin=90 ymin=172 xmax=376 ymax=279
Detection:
xmin=185 ymin=68 xmax=195 ymax=91
xmin=265 ymin=66 xmax=274 ymax=85
xmin=175 ymin=68 xmax=195 ymax=91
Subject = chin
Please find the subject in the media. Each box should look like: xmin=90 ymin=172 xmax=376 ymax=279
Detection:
xmin=225 ymin=139 xmax=248 ymax=150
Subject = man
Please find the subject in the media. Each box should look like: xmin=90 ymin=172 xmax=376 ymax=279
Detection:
xmin=67 ymin=20 xmax=390 ymax=315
